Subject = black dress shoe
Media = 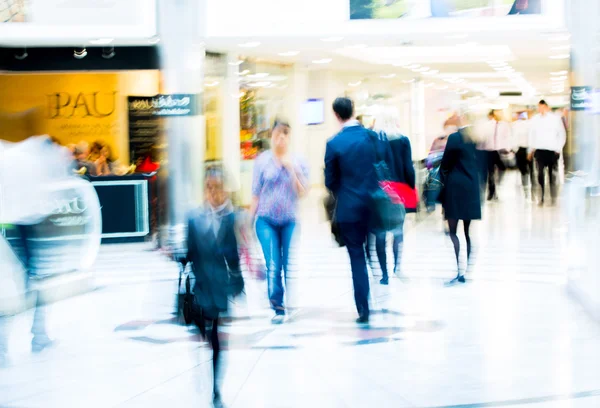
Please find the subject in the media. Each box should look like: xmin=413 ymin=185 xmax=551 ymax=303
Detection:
xmin=445 ymin=275 xmax=466 ymax=286
xmin=380 ymin=277 xmax=389 ymax=285
xmin=356 ymin=315 xmax=369 ymax=324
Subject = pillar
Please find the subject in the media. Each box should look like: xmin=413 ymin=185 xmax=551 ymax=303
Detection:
xmin=221 ymin=54 xmax=242 ymax=196
xmin=158 ymin=0 xmax=206 ymax=249
xmin=410 ymin=79 xmax=426 ymax=161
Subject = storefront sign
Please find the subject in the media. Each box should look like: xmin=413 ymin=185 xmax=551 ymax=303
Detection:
xmin=350 ymin=0 xmax=542 ymax=19
xmin=128 ymin=96 xmax=160 ymax=166
xmin=153 ymin=94 xmax=200 ymax=117
xmin=571 ymin=86 xmax=593 ymax=111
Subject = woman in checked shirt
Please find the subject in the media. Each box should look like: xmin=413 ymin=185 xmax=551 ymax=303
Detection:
xmin=251 ymin=119 xmax=309 ymax=324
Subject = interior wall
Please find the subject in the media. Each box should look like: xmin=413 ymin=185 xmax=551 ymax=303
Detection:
xmin=0 ymin=71 xmax=160 ymax=164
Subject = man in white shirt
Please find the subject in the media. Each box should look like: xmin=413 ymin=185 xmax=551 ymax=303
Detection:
xmin=512 ymin=112 xmax=534 ymax=199
xmin=528 ymin=100 xmax=567 ymax=205
xmin=478 ymin=110 xmax=512 ymax=201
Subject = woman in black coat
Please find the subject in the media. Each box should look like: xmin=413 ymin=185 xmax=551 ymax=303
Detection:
xmin=439 ymin=115 xmax=482 ymax=285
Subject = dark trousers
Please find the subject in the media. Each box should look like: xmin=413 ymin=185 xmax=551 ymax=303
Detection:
xmin=516 ymin=147 xmax=534 ymax=187
xmin=339 ymin=220 xmax=370 ymax=318
xmin=485 ymin=151 xmax=506 ymax=199
xmin=535 ymin=149 xmax=559 ymax=201
xmin=367 ymin=229 xmax=404 ymax=278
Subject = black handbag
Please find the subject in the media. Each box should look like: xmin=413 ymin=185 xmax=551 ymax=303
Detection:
xmin=368 ymin=131 xmax=406 ymax=232
xmin=324 ymin=192 xmax=345 ymax=247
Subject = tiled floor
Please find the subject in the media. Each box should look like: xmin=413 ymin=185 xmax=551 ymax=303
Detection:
xmin=1 ymin=175 xmax=599 ymax=408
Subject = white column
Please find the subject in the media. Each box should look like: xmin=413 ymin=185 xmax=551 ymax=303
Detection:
xmin=285 ymin=66 xmax=309 ymax=158
xmin=158 ymin=0 xmax=206 ymax=247
xmin=410 ymin=79 xmax=426 ymax=160
xmin=221 ymin=54 xmax=242 ymax=194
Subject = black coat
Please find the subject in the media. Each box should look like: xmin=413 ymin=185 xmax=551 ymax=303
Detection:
xmin=440 ymin=130 xmax=482 ymax=221
xmin=385 ymin=135 xmax=416 ymax=212
xmin=186 ymin=205 xmax=243 ymax=319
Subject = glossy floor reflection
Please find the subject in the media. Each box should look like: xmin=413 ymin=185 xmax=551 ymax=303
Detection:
xmin=1 ymin=174 xmax=599 ymax=408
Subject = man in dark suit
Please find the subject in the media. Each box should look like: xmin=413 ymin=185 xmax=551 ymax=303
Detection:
xmin=325 ymin=97 xmax=377 ymax=324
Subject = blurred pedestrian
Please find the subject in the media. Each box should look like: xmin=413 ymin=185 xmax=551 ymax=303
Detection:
xmin=479 ymin=110 xmax=511 ymax=201
xmin=325 ymin=97 xmax=377 ymax=324
xmin=528 ymin=100 xmax=566 ymax=206
xmin=186 ymin=165 xmax=244 ymax=407
xmin=367 ymin=108 xmax=416 ymax=284
xmin=513 ymin=112 xmax=534 ymax=200
xmin=440 ymin=112 xmax=482 ymax=286
xmin=251 ymin=119 xmax=308 ymax=324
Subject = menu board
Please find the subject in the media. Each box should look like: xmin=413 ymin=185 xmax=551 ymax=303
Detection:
xmin=128 ymin=96 xmax=160 ymax=166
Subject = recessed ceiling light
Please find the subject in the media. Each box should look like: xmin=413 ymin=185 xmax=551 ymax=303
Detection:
xmin=238 ymin=41 xmax=261 ymax=48
xmin=380 ymin=74 xmax=397 ymax=79
xmin=393 ymin=62 xmax=412 ymax=67
xmin=425 ymin=82 xmax=435 ymax=87
xmin=548 ymin=34 xmax=571 ymax=42
xmin=312 ymin=58 xmax=332 ymax=64
xmin=551 ymin=76 xmax=568 ymax=81
xmin=321 ymin=36 xmax=344 ymax=42
xmin=551 ymin=70 xmax=569 ymax=76
xmin=346 ymin=44 xmax=367 ymax=49
xmin=205 ymin=81 xmax=220 ymax=87
xmin=457 ymin=89 xmax=469 ymax=95
xmin=446 ymin=33 xmax=468 ymax=39
xmin=551 ymin=45 xmax=571 ymax=51
xmin=435 ymin=85 xmax=449 ymax=90
xmin=414 ymin=67 xmax=430 ymax=73
xmin=90 ymin=38 xmax=113 ymax=45
xmin=489 ymin=62 xmax=509 ymax=68
xmin=278 ymin=51 xmax=300 ymax=57
xmin=402 ymin=79 xmax=416 ymax=84
xmin=229 ymin=60 xmax=244 ymax=66
xmin=550 ymin=54 xmax=570 ymax=59
xmin=239 ymin=69 xmax=250 ymax=76
xmin=458 ymin=42 xmax=478 ymax=47
xmin=248 ymin=72 xmax=270 ymax=78
xmin=348 ymin=81 xmax=362 ymax=87
xmin=423 ymin=69 xmax=439 ymax=76
xmin=248 ymin=81 xmax=272 ymax=87
xmin=552 ymin=89 xmax=564 ymax=93
xmin=495 ymin=66 xmax=515 ymax=72
xmin=407 ymin=64 xmax=420 ymax=69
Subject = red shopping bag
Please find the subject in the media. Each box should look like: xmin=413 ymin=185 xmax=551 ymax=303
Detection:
xmin=380 ymin=181 xmax=418 ymax=211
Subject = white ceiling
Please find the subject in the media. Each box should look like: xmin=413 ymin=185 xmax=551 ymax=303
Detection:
xmin=205 ymin=28 xmax=571 ymax=99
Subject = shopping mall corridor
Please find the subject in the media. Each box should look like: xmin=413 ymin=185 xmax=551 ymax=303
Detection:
xmin=1 ymin=175 xmax=600 ymax=408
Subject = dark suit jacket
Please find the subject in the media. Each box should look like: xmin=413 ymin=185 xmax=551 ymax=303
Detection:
xmin=186 ymin=205 xmax=243 ymax=318
xmin=325 ymin=125 xmax=378 ymax=223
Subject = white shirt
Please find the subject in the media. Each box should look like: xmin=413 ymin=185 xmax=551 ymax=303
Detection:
xmin=512 ymin=119 xmax=530 ymax=149
xmin=478 ymin=119 xmax=512 ymax=151
xmin=529 ymin=112 xmax=566 ymax=153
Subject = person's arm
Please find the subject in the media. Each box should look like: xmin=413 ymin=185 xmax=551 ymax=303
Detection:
xmin=282 ymin=157 xmax=308 ymax=197
xmin=401 ymin=137 xmax=416 ymax=189
xmin=225 ymin=214 xmax=244 ymax=296
xmin=324 ymin=141 xmax=340 ymax=194
xmin=528 ymin=120 xmax=537 ymax=160
xmin=185 ymin=216 xmax=196 ymax=265
xmin=440 ymin=133 xmax=459 ymax=178
xmin=556 ymin=116 xmax=567 ymax=154
xmin=250 ymin=158 xmax=264 ymax=219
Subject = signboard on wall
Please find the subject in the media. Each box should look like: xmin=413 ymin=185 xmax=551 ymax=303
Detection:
xmin=571 ymin=86 xmax=592 ymax=111
xmin=128 ymin=96 xmax=160 ymax=166
xmin=350 ymin=0 xmax=542 ymax=20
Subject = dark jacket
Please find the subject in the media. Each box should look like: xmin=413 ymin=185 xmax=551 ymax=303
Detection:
xmin=386 ymin=135 xmax=417 ymax=212
xmin=325 ymin=125 xmax=378 ymax=223
xmin=440 ymin=129 xmax=482 ymax=221
xmin=186 ymin=203 xmax=243 ymax=319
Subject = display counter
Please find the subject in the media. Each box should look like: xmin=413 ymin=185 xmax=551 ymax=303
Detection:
xmin=90 ymin=173 xmax=156 ymax=242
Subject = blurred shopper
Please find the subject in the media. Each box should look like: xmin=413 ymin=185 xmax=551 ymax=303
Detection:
xmin=252 ymin=119 xmax=308 ymax=324
xmin=325 ymin=97 xmax=377 ymax=323
xmin=73 ymin=142 xmax=97 ymax=176
xmin=513 ymin=112 xmax=534 ymax=200
xmin=186 ymin=166 xmax=244 ymax=407
xmin=479 ymin=110 xmax=511 ymax=201
xmin=367 ymin=108 xmax=416 ymax=284
xmin=528 ymin=100 xmax=567 ymax=206
xmin=95 ymin=144 xmax=115 ymax=176
xmin=440 ymin=113 xmax=482 ymax=286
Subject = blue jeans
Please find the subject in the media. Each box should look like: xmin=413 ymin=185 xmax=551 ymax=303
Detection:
xmin=255 ymin=217 xmax=296 ymax=314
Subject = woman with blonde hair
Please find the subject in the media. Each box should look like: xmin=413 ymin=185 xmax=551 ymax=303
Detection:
xmin=367 ymin=107 xmax=416 ymax=284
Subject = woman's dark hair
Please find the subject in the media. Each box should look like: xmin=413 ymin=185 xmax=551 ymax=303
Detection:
xmin=273 ymin=118 xmax=291 ymax=130
xmin=539 ymin=99 xmax=548 ymax=106
xmin=332 ymin=97 xmax=354 ymax=121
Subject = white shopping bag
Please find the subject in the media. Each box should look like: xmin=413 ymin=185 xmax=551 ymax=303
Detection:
xmin=0 ymin=235 xmax=26 ymax=316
